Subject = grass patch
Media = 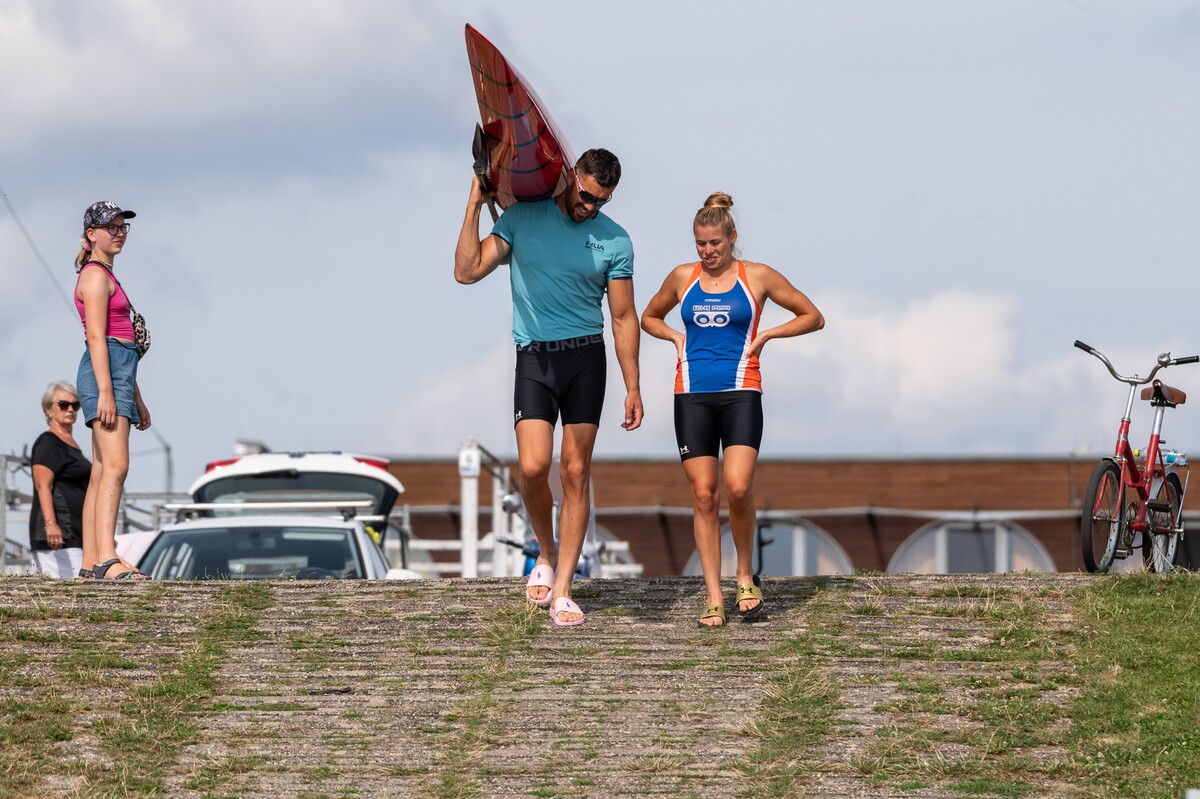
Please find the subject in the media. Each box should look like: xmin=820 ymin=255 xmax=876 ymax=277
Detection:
xmin=0 ymin=582 xmax=274 ymax=798
xmin=848 ymin=601 xmax=885 ymax=616
xmin=420 ymin=602 xmax=545 ymax=798
xmin=733 ymin=664 xmax=842 ymax=797
xmin=183 ymin=754 xmax=268 ymax=791
xmin=826 ymin=574 xmax=1200 ymax=798
xmin=1068 ymin=574 xmax=1200 ymax=799
xmin=848 ymin=583 xmax=1073 ymax=796
xmin=84 ymin=582 xmax=274 ymax=796
xmin=623 ymin=751 xmax=697 ymax=773
xmin=0 ymin=695 xmax=85 ymax=797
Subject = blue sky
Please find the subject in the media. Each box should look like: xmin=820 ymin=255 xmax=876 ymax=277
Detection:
xmin=2 ymin=0 xmax=1199 ymax=495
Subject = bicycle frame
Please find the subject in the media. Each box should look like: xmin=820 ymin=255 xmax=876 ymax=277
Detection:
xmin=1107 ymin=382 xmax=1175 ymax=537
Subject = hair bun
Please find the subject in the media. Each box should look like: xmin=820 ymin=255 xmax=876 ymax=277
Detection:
xmin=703 ymin=191 xmax=734 ymax=209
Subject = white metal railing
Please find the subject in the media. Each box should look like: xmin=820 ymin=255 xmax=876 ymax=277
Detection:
xmin=403 ymin=439 xmax=645 ymax=579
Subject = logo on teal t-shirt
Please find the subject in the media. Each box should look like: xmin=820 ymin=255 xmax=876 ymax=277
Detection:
xmin=492 ymin=199 xmax=634 ymax=345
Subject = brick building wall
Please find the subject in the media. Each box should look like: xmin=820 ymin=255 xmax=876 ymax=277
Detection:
xmin=386 ymin=456 xmax=1097 ymax=576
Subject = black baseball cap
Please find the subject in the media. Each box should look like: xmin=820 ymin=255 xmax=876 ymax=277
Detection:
xmin=83 ymin=201 xmax=136 ymax=228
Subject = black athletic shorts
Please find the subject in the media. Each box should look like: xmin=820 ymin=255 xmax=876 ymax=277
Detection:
xmin=673 ymin=391 xmax=763 ymax=460
xmin=514 ymin=334 xmax=607 ymax=427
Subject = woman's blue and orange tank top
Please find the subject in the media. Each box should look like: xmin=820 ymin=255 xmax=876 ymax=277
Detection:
xmin=675 ymin=261 xmax=763 ymax=394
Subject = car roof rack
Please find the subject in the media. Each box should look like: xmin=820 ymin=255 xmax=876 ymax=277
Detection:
xmin=163 ymin=499 xmax=376 ymax=523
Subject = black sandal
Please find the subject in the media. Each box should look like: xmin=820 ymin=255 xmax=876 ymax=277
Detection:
xmin=93 ymin=558 xmax=147 ymax=580
xmin=77 ymin=567 xmax=95 ymax=578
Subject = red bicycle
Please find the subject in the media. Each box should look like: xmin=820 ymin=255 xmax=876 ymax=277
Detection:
xmin=1076 ymin=341 xmax=1196 ymax=573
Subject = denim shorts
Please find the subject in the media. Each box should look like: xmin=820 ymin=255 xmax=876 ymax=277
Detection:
xmin=78 ymin=338 xmax=141 ymax=427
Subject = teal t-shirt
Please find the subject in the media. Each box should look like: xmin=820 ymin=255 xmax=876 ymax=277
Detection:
xmin=491 ymin=199 xmax=634 ymax=346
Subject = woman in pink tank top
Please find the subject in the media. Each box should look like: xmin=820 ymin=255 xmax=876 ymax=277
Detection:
xmin=73 ymin=200 xmax=151 ymax=579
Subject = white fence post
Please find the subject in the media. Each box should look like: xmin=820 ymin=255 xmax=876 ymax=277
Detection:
xmin=458 ymin=439 xmax=481 ymax=578
xmin=492 ymin=464 xmax=514 ymax=577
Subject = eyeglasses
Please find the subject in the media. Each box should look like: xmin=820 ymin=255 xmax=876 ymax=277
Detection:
xmin=56 ymin=400 xmax=81 ymax=411
xmin=94 ymin=223 xmax=130 ymax=236
xmin=574 ymin=174 xmax=612 ymax=208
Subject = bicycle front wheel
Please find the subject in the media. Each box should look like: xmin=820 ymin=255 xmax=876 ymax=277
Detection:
xmin=1145 ymin=472 xmax=1183 ymax=574
xmin=1081 ymin=460 xmax=1124 ymax=573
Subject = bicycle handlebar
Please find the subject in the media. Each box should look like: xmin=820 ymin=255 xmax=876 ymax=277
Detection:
xmin=1075 ymin=340 xmax=1198 ymax=384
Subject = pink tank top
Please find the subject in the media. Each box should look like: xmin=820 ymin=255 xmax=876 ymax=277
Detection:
xmin=74 ymin=262 xmax=135 ymax=340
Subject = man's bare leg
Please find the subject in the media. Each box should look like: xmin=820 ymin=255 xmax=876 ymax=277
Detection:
xmin=549 ymin=423 xmax=599 ymax=624
xmin=515 ymin=419 xmax=557 ymax=601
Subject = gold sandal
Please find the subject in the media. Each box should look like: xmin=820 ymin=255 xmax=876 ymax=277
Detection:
xmin=697 ymin=603 xmax=726 ymax=627
xmin=736 ymin=577 xmax=766 ymax=617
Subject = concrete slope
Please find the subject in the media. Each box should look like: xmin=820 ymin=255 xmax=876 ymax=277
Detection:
xmin=0 ymin=574 xmax=1087 ymax=798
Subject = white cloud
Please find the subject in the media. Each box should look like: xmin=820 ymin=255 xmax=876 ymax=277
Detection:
xmin=384 ymin=340 xmax=513 ymax=455
xmin=0 ymin=1 xmax=466 ymax=161
xmin=753 ymin=289 xmax=1128 ymax=456
xmin=377 ymin=288 xmax=1150 ymax=463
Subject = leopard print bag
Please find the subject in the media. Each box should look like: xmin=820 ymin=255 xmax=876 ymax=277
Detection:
xmin=130 ymin=304 xmax=150 ymax=359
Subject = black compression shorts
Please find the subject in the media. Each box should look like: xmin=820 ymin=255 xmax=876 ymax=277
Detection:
xmin=514 ymin=335 xmax=607 ymax=427
xmin=673 ymin=391 xmax=763 ymax=460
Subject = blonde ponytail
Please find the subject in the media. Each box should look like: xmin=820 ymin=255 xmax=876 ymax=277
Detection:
xmin=73 ymin=234 xmax=92 ymax=272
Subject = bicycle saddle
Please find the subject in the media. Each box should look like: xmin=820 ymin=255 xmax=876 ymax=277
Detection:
xmin=1141 ymin=380 xmax=1187 ymax=407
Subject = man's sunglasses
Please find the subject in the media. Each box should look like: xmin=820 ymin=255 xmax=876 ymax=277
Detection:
xmin=574 ymin=173 xmax=612 ymax=208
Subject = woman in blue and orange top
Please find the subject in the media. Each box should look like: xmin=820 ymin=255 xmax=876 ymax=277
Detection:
xmin=641 ymin=192 xmax=824 ymax=626
xmin=74 ymin=201 xmax=151 ymax=579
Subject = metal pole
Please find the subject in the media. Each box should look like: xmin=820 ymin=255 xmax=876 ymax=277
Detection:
xmin=402 ymin=503 xmax=412 ymax=569
xmin=151 ymin=429 xmax=173 ymax=493
xmin=0 ymin=454 xmax=8 ymax=566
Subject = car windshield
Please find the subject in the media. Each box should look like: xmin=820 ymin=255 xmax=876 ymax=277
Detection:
xmin=193 ymin=471 xmax=389 ymax=517
xmin=139 ymin=525 xmax=364 ymax=580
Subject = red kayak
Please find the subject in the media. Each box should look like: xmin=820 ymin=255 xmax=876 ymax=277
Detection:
xmin=465 ymin=24 xmax=576 ymax=210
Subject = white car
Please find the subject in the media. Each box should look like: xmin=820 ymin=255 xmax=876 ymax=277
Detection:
xmin=135 ymin=514 xmax=415 ymax=580
xmin=121 ymin=451 xmax=422 ymax=580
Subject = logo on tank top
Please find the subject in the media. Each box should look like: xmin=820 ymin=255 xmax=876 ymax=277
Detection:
xmin=691 ymin=302 xmax=732 ymax=328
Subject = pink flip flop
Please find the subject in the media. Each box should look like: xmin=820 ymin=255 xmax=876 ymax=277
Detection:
xmin=524 ymin=564 xmax=555 ymax=606
xmin=549 ymin=596 xmax=586 ymax=627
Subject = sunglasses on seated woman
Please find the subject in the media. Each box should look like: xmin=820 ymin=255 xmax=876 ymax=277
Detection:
xmin=57 ymin=400 xmax=81 ymax=411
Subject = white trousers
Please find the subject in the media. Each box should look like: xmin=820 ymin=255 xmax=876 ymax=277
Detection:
xmin=31 ymin=547 xmax=84 ymax=579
